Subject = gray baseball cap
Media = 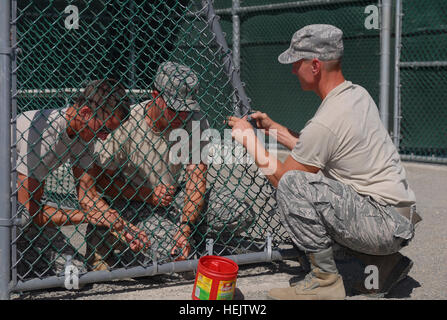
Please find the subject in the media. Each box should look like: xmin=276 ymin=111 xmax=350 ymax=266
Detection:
xmin=154 ymin=61 xmax=200 ymax=112
xmin=278 ymin=24 xmax=344 ymax=64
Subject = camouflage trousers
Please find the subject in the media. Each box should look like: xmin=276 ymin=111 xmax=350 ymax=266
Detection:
xmin=276 ymin=171 xmax=415 ymax=255
xmin=85 ymin=187 xmax=256 ymax=270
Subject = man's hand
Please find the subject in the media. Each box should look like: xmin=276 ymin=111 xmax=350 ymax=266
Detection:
xmin=87 ymin=209 xmax=150 ymax=252
xmin=151 ymin=184 xmax=176 ymax=207
xmin=121 ymin=223 xmax=150 ymax=252
xmin=171 ymin=224 xmax=191 ymax=261
xmin=250 ymin=111 xmax=276 ymax=135
xmin=251 ymin=111 xmax=300 ymax=150
xmin=226 ymin=115 xmax=256 ymax=148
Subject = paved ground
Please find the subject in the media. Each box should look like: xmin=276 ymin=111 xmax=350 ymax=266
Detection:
xmin=11 ymin=161 xmax=447 ymax=300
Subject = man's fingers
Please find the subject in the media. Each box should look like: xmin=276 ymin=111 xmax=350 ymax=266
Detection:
xmin=114 ymin=220 xmax=123 ymax=231
xmin=130 ymin=240 xmax=143 ymax=252
xmin=163 ymin=193 xmax=173 ymax=200
xmin=139 ymin=232 xmax=149 ymax=244
xmin=155 ymin=194 xmax=173 ymax=206
xmin=179 ymin=244 xmax=190 ymax=261
xmin=249 ymin=111 xmax=261 ymax=119
xmin=171 ymin=244 xmax=190 ymax=261
xmin=155 ymin=185 xmax=166 ymax=196
xmin=123 ymin=230 xmax=134 ymax=243
xmin=156 ymin=185 xmax=175 ymax=197
xmin=250 ymin=111 xmax=265 ymax=119
xmin=167 ymin=186 xmax=176 ymax=195
xmin=123 ymin=231 xmax=149 ymax=252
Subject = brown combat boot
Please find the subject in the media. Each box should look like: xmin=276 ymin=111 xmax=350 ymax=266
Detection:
xmin=268 ymin=247 xmax=346 ymax=300
xmin=351 ymin=251 xmax=413 ymax=297
xmin=90 ymin=252 xmax=110 ymax=271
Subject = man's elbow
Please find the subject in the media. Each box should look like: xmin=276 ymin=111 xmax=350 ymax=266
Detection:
xmin=32 ymin=211 xmax=47 ymax=227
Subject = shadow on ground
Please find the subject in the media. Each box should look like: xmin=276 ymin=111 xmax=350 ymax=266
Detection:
xmin=12 ymin=253 xmax=422 ymax=300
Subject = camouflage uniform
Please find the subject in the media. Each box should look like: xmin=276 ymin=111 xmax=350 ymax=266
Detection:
xmin=276 ymin=170 xmax=415 ymax=255
xmin=85 ymin=186 xmax=256 ymax=269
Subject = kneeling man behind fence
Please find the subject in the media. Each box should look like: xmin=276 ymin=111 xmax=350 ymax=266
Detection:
xmin=15 ymin=79 xmax=148 ymax=278
xmin=89 ymin=62 xmax=212 ymax=269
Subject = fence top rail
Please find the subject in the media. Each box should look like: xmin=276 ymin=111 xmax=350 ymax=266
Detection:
xmin=401 ymin=154 xmax=447 ymax=164
xmin=16 ymin=88 xmax=153 ymax=98
xmin=399 ymin=61 xmax=447 ymax=68
xmin=213 ymin=0 xmax=373 ymax=16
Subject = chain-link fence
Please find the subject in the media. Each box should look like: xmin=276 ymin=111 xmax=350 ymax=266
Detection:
xmin=3 ymin=0 xmax=440 ymax=299
xmin=5 ymin=0 xmax=293 ymax=296
xmin=216 ymin=0 xmax=382 ymax=135
xmin=395 ymin=0 xmax=447 ymax=163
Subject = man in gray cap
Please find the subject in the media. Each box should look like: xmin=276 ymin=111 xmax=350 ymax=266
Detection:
xmin=227 ymin=24 xmax=420 ymax=299
xmin=87 ymin=61 xmax=210 ymax=269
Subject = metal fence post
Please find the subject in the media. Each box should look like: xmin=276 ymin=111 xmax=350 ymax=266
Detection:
xmin=0 ymin=0 xmax=12 ymax=301
xmin=232 ymin=0 xmax=241 ymax=72
xmin=393 ymin=0 xmax=402 ymax=148
xmin=129 ymin=0 xmax=137 ymax=104
xmin=10 ymin=0 xmax=18 ymax=290
xmin=231 ymin=0 xmax=241 ymax=116
xmin=379 ymin=0 xmax=392 ymax=131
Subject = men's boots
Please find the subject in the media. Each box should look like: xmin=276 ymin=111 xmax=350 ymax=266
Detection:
xmin=267 ymin=247 xmax=346 ymax=300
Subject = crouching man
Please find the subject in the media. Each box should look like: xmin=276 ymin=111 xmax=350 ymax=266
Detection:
xmin=227 ymin=24 xmax=421 ymax=300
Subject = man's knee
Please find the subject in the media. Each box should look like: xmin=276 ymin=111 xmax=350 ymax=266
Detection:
xmin=277 ymin=170 xmax=313 ymax=202
xmin=278 ymin=169 xmax=303 ymax=192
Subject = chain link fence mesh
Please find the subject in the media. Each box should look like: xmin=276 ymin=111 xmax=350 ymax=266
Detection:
xmin=9 ymin=0 xmax=393 ymax=292
xmin=216 ymin=0 xmax=381 ymax=134
xmin=13 ymin=0 xmax=284 ymax=285
xmin=398 ymin=0 xmax=447 ymax=160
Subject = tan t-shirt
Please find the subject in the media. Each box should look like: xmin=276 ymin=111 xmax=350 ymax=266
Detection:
xmin=291 ymin=81 xmax=416 ymax=207
xmin=16 ymin=108 xmax=94 ymax=181
xmin=95 ymin=101 xmax=182 ymax=188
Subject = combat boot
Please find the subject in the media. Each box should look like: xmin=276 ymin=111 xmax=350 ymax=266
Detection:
xmin=268 ymin=247 xmax=346 ymax=300
xmin=351 ymin=251 xmax=413 ymax=297
xmin=288 ymin=245 xmax=311 ymax=286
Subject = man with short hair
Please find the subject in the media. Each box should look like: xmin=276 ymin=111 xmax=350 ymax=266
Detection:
xmin=16 ymin=79 xmax=149 ymax=278
xmin=89 ymin=62 xmax=209 ymax=269
xmin=227 ymin=24 xmax=420 ymax=300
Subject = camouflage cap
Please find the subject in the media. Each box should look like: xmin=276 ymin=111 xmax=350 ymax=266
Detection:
xmin=154 ymin=61 xmax=200 ymax=112
xmin=278 ymin=24 xmax=344 ymax=64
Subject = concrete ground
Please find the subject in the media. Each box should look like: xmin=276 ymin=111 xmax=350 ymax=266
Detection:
xmin=11 ymin=161 xmax=447 ymax=300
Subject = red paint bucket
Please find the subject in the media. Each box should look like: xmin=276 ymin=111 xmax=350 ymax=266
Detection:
xmin=192 ymin=255 xmax=239 ymax=300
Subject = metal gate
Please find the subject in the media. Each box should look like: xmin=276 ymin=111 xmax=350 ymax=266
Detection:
xmin=1 ymin=0 xmax=434 ymax=299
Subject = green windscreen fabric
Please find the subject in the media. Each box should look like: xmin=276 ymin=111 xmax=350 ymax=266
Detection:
xmin=218 ymin=0 xmax=381 ymax=135
xmin=13 ymin=0 xmax=285 ymax=284
xmin=399 ymin=0 xmax=447 ymax=158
